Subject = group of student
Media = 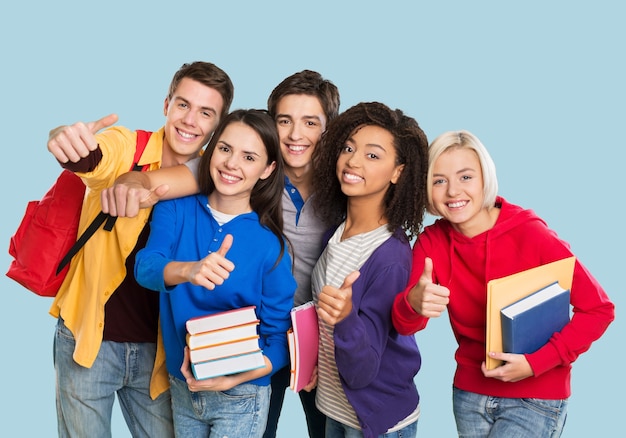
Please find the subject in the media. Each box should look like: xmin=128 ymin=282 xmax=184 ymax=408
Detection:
xmin=46 ymin=61 xmax=615 ymax=438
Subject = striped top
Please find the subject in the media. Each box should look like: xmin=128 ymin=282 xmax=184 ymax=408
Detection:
xmin=312 ymin=222 xmax=419 ymax=431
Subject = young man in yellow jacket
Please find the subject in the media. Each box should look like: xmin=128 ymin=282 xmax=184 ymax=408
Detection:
xmin=47 ymin=61 xmax=233 ymax=438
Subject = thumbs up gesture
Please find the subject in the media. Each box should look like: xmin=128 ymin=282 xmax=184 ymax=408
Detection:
xmin=184 ymin=234 xmax=235 ymax=290
xmin=407 ymin=257 xmax=450 ymax=318
xmin=47 ymin=113 xmax=119 ymax=163
xmin=317 ymin=271 xmax=361 ymax=326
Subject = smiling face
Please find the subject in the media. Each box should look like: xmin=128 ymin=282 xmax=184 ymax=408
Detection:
xmin=335 ymin=125 xmax=404 ymax=205
xmin=431 ymin=147 xmax=495 ymax=236
xmin=208 ymin=121 xmax=276 ymax=214
xmin=161 ymin=77 xmax=225 ymax=166
xmin=274 ymin=94 xmax=326 ymax=178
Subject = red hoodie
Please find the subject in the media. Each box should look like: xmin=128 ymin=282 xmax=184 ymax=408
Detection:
xmin=392 ymin=197 xmax=614 ymax=399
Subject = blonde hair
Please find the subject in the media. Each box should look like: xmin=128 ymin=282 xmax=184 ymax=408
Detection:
xmin=427 ymin=130 xmax=498 ymax=216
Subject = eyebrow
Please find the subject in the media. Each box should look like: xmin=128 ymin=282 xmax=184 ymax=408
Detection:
xmin=433 ymin=167 xmax=477 ymax=177
xmin=346 ymin=136 xmax=387 ymax=152
xmin=456 ymin=167 xmax=478 ymax=173
xmin=218 ymin=140 xmax=263 ymax=158
xmin=276 ymin=113 xmax=323 ymax=122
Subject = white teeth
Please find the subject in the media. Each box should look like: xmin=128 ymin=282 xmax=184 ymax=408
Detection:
xmin=343 ymin=172 xmax=363 ymax=182
xmin=220 ymin=172 xmax=239 ymax=182
xmin=288 ymin=145 xmax=306 ymax=152
xmin=178 ymin=130 xmax=196 ymax=139
xmin=448 ymin=201 xmax=466 ymax=208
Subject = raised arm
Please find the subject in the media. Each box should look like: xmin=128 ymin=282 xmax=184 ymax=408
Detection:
xmin=48 ymin=114 xmax=118 ymax=164
xmin=101 ymin=162 xmax=199 ymax=217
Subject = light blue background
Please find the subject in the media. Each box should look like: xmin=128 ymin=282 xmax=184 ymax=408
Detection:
xmin=1 ymin=1 xmax=622 ymax=436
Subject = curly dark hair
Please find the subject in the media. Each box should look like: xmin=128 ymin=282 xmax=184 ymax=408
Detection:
xmin=311 ymin=102 xmax=429 ymax=239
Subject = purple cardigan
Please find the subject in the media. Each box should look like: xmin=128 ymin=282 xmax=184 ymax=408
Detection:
xmin=332 ymin=229 xmax=421 ymax=437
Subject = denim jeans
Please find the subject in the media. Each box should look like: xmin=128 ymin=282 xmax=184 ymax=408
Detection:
xmin=325 ymin=417 xmax=418 ymax=438
xmin=169 ymin=375 xmax=270 ymax=438
xmin=54 ymin=318 xmax=173 ymax=438
xmin=453 ymin=387 xmax=568 ymax=437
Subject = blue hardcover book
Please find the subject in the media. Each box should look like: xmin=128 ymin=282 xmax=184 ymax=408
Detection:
xmin=500 ymin=281 xmax=571 ymax=354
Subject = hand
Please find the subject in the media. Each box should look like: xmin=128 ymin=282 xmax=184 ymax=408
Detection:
xmin=101 ymin=172 xmax=171 ymax=217
xmin=186 ymin=234 xmax=235 ymax=290
xmin=317 ymin=271 xmax=360 ymax=326
xmin=302 ymin=366 xmax=318 ymax=392
xmin=180 ymin=347 xmax=238 ymax=392
xmin=481 ymin=352 xmax=534 ymax=382
xmin=102 ymin=163 xmax=198 ymax=217
xmin=180 ymin=346 xmax=271 ymax=392
xmin=47 ymin=113 xmax=118 ymax=163
xmin=407 ymin=257 xmax=450 ymax=318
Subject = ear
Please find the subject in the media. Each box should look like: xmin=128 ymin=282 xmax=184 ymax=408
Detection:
xmin=390 ymin=163 xmax=405 ymax=184
xmin=260 ymin=161 xmax=277 ymax=180
xmin=163 ymin=97 xmax=169 ymax=116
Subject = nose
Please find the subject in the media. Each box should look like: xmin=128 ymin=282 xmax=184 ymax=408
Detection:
xmin=447 ymin=180 xmax=460 ymax=196
xmin=224 ymin=155 xmax=235 ymax=168
xmin=182 ymin=110 xmax=197 ymax=127
xmin=224 ymin=153 xmax=239 ymax=169
xmin=346 ymin=152 xmax=361 ymax=168
xmin=288 ymin=122 xmax=302 ymax=140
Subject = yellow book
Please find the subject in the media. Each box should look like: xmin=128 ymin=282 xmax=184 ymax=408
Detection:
xmin=485 ymin=256 xmax=576 ymax=370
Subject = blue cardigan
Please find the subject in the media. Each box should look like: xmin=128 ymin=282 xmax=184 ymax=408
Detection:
xmin=332 ymin=230 xmax=421 ymax=437
xmin=135 ymin=194 xmax=296 ymax=384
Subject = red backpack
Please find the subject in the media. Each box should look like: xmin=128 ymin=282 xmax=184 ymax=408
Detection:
xmin=6 ymin=130 xmax=152 ymax=297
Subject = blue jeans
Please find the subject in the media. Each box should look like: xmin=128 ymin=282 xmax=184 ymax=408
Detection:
xmin=54 ymin=318 xmax=173 ymax=438
xmin=453 ymin=387 xmax=567 ymax=437
xmin=169 ymin=375 xmax=270 ymax=438
xmin=325 ymin=417 xmax=418 ymax=438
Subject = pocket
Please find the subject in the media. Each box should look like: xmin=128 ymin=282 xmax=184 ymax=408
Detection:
xmin=56 ymin=318 xmax=76 ymax=341
xmin=520 ymin=397 xmax=566 ymax=418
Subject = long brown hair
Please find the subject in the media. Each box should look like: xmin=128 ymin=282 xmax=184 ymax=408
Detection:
xmin=197 ymin=109 xmax=287 ymax=260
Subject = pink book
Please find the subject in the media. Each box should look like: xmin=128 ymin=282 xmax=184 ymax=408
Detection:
xmin=287 ymin=301 xmax=319 ymax=392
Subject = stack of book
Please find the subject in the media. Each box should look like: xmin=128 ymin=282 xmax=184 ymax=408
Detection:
xmin=186 ymin=305 xmax=265 ymax=380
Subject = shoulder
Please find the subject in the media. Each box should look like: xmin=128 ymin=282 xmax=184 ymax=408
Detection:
xmin=368 ymin=232 xmax=412 ymax=269
xmin=498 ymin=197 xmax=550 ymax=233
xmin=420 ymin=219 xmax=451 ymax=242
xmin=153 ymin=194 xmax=204 ymax=219
xmin=184 ymin=156 xmax=201 ymax=178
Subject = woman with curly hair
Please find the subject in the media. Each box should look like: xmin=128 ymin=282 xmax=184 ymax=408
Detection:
xmin=309 ymin=102 xmax=429 ymax=438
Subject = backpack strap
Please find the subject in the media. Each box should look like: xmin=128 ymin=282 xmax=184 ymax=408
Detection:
xmin=133 ymin=130 xmax=152 ymax=171
xmin=56 ymin=131 xmax=153 ymax=274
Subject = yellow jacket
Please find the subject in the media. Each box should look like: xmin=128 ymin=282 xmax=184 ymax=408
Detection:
xmin=50 ymin=126 xmax=168 ymax=399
